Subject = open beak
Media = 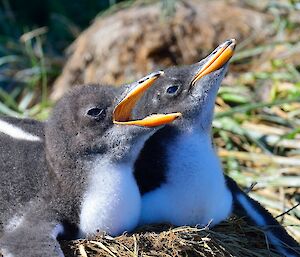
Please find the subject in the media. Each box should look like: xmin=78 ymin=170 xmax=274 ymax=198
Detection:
xmin=113 ymin=71 xmax=182 ymax=127
xmin=191 ymin=39 xmax=236 ymax=85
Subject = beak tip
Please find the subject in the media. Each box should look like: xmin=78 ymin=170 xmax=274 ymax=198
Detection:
xmin=229 ymin=38 xmax=236 ymax=50
xmin=151 ymin=70 xmax=164 ymax=79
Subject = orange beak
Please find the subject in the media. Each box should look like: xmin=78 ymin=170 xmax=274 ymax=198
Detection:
xmin=191 ymin=39 xmax=236 ymax=85
xmin=113 ymin=72 xmax=182 ymax=127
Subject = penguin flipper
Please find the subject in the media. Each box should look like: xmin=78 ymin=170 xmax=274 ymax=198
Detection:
xmin=225 ymin=175 xmax=300 ymax=257
xmin=0 ymin=218 xmax=64 ymax=257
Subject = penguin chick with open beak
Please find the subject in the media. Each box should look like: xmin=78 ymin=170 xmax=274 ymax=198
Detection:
xmin=133 ymin=39 xmax=300 ymax=256
xmin=0 ymin=72 xmax=181 ymax=257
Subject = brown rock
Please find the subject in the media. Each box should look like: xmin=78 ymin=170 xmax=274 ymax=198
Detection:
xmin=51 ymin=0 xmax=272 ymax=100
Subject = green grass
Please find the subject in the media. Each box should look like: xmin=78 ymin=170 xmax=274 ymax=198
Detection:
xmin=210 ymin=4 xmax=300 ymax=238
xmin=0 ymin=0 xmax=126 ymax=119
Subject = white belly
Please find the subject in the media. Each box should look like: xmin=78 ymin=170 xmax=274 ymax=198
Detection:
xmin=139 ymin=132 xmax=232 ymax=227
xmin=80 ymin=161 xmax=141 ymax=236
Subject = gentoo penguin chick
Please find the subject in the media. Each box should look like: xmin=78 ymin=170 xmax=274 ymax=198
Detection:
xmin=0 ymin=73 xmax=181 ymax=257
xmin=134 ymin=39 xmax=236 ymax=227
xmin=134 ymin=39 xmax=300 ymax=256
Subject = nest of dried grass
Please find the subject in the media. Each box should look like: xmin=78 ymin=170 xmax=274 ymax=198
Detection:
xmin=61 ymin=217 xmax=281 ymax=257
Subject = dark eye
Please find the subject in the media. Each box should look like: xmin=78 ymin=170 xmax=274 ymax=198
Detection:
xmin=87 ymin=107 xmax=106 ymax=121
xmin=166 ymin=85 xmax=179 ymax=94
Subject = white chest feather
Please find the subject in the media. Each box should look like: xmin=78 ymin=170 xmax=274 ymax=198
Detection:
xmin=140 ymin=131 xmax=232 ymax=227
xmin=79 ymin=161 xmax=141 ymax=236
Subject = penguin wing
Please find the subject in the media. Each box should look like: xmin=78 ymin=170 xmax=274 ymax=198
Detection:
xmin=0 ymin=221 xmax=65 ymax=257
xmin=0 ymin=116 xmax=45 ymax=139
xmin=0 ymin=204 xmax=65 ymax=257
xmin=0 ymin=121 xmax=47 ymax=226
xmin=226 ymin=175 xmax=300 ymax=257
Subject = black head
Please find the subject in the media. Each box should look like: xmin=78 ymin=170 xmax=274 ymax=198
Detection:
xmin=133 ymin=39 xmax=236 ymax=131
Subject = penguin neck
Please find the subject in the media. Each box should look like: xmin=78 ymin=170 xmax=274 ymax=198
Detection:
xmin=155 ymin=121 xmax=221 ymax=177
xmin=172 ymin=113 xmax=213 ymax=138
xmin=104 ymin=126 xmax=156 ymax=165
xmin=170 ymin=124 xmax=219 ymax=168
xmin=163 ymin=122 xmax=226 ymax=189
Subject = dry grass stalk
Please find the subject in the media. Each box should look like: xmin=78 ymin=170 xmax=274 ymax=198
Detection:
xmin=60 ymin=219 xmax=283 ymax=257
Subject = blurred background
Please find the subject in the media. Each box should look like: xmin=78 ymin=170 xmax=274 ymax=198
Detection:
xmin=0 ymin=0 xmax=300 ymax=243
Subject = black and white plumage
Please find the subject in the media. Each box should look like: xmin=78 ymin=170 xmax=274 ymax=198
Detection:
xmin=0 ymin=117 xmax=46 ymax=234
xmin=134 ymin=39 xmax=300 ymax=256
xmin=134 ymin=39 xmax=235 ymax=227
xmin=0 ymin=72 xmax=179 ymax=257
xmin=226 ymin=177 xmax=300 ymax=256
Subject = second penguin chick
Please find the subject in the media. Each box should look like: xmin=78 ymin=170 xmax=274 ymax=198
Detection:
xmin=134 ymin=39 xmax=236 ymax=227
xmin=134 ymin=40 xmax=300 ymax=257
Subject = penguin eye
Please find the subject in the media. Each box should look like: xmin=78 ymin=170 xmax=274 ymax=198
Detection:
xmin=86 ymin=107 xmax=106 ymax=121
xmin=166 ymin=85 xmax=179 ymax=94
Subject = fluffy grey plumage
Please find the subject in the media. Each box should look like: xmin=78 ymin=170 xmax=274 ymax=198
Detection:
xmin=0 ymin=81 xmax=162 ymax=257
xmin=0 ymin=117 xmax=46 ymax=234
